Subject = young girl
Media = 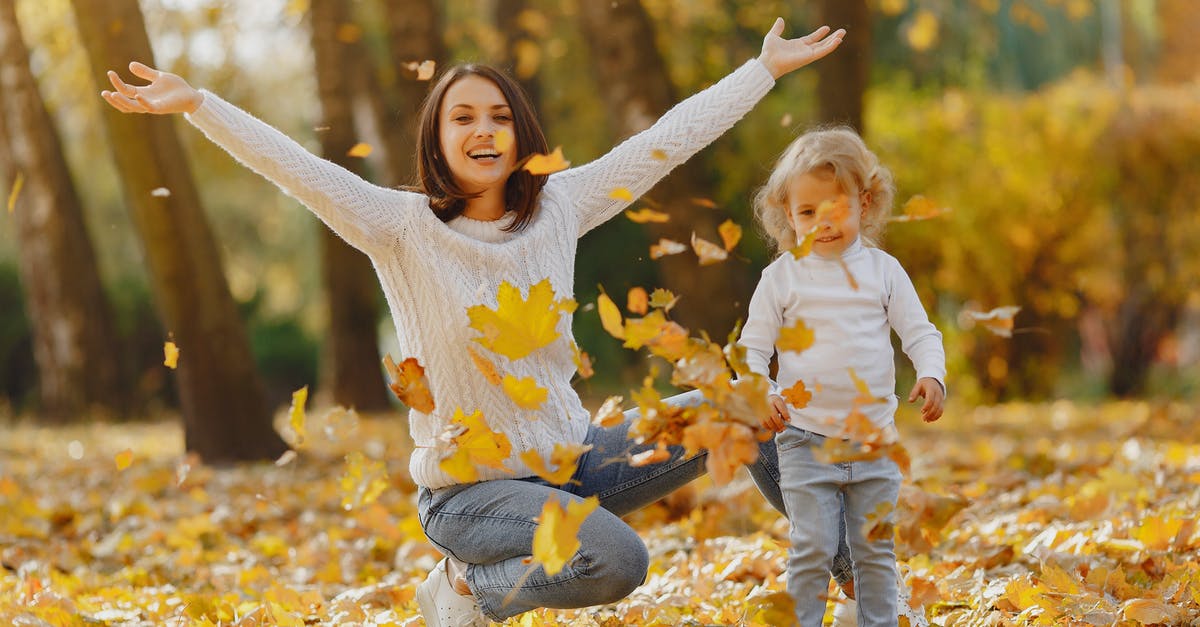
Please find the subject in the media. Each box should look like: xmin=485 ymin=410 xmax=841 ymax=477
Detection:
xmin=739 ymin=127 xmax=945 ymax=627
xmin=102 ymin=19 xmax=849 ymax=627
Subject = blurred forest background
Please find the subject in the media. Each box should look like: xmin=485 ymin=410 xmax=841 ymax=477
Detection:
xmin=2 ymin=0 xmax=1198 ymax=459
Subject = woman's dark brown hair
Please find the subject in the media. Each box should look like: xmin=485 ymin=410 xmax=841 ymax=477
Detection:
xmin=413 ymin=64 xmax=549 ymax=232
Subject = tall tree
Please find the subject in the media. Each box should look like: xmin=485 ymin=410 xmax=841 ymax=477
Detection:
xmin=815 ymin=0 xmax=870 ymax=132
xmin=70 ymin=0 xmax=286 ymax=461
xmin=0 ymin=0 xmax=123 ymax=421
xmin=308 ymin=0 xmax=390 ymax=411
xmin=493 ymin=0 xmax=544 ymax=116
xmin=576 ymin=0 xmax=749 ymax=340
xmin=1156 ymin=0 xmax=1200 ymax=84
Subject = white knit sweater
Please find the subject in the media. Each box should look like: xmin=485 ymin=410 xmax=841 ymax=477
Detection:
xmin=739 ymin=238 xmax=945 ymax=437
xmin=186 ymin=59 xmax=775 ymax=489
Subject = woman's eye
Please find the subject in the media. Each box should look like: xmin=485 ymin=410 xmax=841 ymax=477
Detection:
xmin=454 ymin=116 xmax=472 ymax=123
xmin=494 ymin=115 xmax=512 ymax=122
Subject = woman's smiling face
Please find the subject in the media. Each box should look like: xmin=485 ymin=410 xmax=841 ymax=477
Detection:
xmin=438 ymin=75 xmax=518 ymax=195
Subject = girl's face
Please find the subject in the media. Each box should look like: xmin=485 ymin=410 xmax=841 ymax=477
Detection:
xmin=786 ymin=171 xmax=864 ymax=257
xmin=438 ymin=75 xmax=517 ymax=195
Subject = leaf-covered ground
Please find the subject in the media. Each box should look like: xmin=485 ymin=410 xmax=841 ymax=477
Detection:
xmin=2 ymin=399 xmax=1198 ymax=626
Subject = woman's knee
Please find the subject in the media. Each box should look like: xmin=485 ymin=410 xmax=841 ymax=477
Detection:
xmin=578 ymin=523 xmax=649 ymax=604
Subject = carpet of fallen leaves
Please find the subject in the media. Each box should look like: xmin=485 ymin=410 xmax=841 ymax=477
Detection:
xmin=2 ymin=398 xmax=1199 ymax=626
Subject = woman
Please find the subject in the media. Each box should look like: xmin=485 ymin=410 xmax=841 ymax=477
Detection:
xmin=102 ymin=18 xmax=848 ymax=625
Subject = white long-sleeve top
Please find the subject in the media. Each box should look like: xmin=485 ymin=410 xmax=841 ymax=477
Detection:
xmin=739 ymin=238 xmax=945 ymax=437
xmin=185 ymin=59 xmax=776 ymax=489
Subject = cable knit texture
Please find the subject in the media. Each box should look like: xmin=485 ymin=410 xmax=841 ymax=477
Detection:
xmin=185 ymin=59 xmax=774 ymax=489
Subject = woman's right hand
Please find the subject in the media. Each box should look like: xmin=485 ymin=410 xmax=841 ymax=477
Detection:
xmin=101 ymin=61 xmax=203 ymax=115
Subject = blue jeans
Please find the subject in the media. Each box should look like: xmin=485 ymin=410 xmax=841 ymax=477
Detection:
xmin=778 ymin=426 xmax=901 ymax=627
xmin=417 ymin=389 xmax=853 ymax=621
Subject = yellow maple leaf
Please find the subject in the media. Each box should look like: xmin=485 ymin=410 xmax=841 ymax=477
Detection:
xmin=608 ymin=187 xmax=633 ymax=202
xmin=523 ymin=146 xmax=570 ymax=175
xmin=340 ymin=451 xmax=388 ymax=510
xmin=626 ymin=287 xmax=648 ymax=316
xmin=7 ymin=172 xmax=24 ymax=213
xmin=624 ymin=208 xmax=671 ymax=224
xmin=519 ymin=443 xmax=592 ymax=485
xmin=622 ymin=310 xmax=670 ymax=350
xmin=529 ymin=495 xmax=599 ymax=576
xmin=648 ymin=288 xmax=678 ymax=312
xmin=718 ymin=219 xmax=742 ymax=251
xmin=467 ymin=345 xmax=503 ymax=386
xmin=650 ymin=238 xmax=687 ymax=259
xmin=288 ymin=385 xmax=308 ymax=447
xmin=438 ymin=408 xmax=513 ymax=483
xmin=163 ymin=340 xmax=179 ymax=369
xmin=115 ymin=449 xmax=134 ymax=471
xmin=346 ymin=142 xmax=372 ymax=158
xmin=494 ymin=128 xmax=514 ymax=154
xmin=467 ymin=279 xmax=576 ymax=360
xmin=777 ymin=319 xmax=815 ymax=353
xmin=591 ymin=396 xmax=625 ymax=428
xmin=502 ymin=374 xmax=548 ymax=409
xmin=781 ymin=379 xmax=812 ymax=409
xmin=690 ymin=232 xmax=729 ymax=266
xmin=382 ymin=354 xmax=436 ymax=413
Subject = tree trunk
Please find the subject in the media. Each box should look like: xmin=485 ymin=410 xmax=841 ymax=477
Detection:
xmin=815 ymin=0 xmax=870 ymax=133
xmin=493 ymin=0 xmax=543 ymax=117
xmin=576 ymin=0 xmax=749 ymax=340
xmin=70 ymin=0 xmax=286 ymax=461
xmin=1156 ymin=0 xmax=1200 ymax=83
xmin=309 ymin=0 xmax=390 ymax=411
xmin=0 ymin=0 xmax=123 ymax=421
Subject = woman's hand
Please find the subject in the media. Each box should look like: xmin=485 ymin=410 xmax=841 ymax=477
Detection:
xmin=908 ymin=377 xmax=945 ymax=423
xmin=762 ymin=394 xmax=790 ymax=433
xmin=756 ymin=18 xmax=846 ymax=80
xmin=101 ymin=61 xmax=203 ymax=115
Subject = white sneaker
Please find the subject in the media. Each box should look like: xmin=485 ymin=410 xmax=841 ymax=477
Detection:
xmin=416 ymin=558 xmax=488 ymax=627
xmin=831 ymin=593 xmax=857 ymax=627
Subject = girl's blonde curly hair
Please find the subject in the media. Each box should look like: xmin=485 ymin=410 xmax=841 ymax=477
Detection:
xmin=753 ymin=126 xmax=895 ymax=254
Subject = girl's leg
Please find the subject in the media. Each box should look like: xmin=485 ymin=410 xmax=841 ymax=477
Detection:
xmin=842 ymin=457 xmax=902 ymax=627
xmin=418 ymin=480 xmax=648 ymax=621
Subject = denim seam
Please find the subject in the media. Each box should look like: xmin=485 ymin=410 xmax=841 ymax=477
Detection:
xmin=595 ymin=452 xmax=704 ymax=501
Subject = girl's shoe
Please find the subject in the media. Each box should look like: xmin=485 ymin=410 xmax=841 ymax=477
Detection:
xmin=416 ymin=558 xmax=488 ymax=627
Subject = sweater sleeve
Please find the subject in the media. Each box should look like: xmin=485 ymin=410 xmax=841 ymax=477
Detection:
xmin=546 ymin=59 xmax=775 ymax=237
xmin=738 ymin=263 xmax=784 ymax=396
xmin=886 ymin=258 xmax=947 ymax=391
xmin=185 ymin=90 xmax=424 ymax=254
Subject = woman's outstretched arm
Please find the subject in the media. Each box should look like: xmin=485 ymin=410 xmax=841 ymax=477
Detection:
xmin=549 ymin=19 xmax=844 ymax=236
xmin=101 ymin=62 xmax=420 ymax=254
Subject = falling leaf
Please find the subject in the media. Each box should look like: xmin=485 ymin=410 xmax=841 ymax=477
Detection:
xmin=288 ymin=386 xmax=308 ymax=447
xmin=160 ymin=339 xmax=181 ymax=370
xmin=404 ymin=59 xmax=436 ymax=80
xmin=881 ymin=0 xmax=908 ymax=15
xmin=529 ymin=495 xmax=599 ymax=576
xmin=592 ymin=396 xmax=625 ymax=428
xmin=650 ymin=149 xmax=668 ymax=161
xmin=691 ymin=197 xmax=718 ymax=209
xmin=467 ymin=279 xmax=576 ymax=360
xmin=596 ymin=289 xmax=625 ymax=340
xmin=150 ymin=187 xmax=171 ymax=198
xmin=347 ymin=142 xmax=373 ymax=158
xmin=781 ymin=379 xmax=812 ymax=409
xmin=906 ymin=9 xmax=939 ymax=51
xmin=501 ymin=374 xmax=548 ymax=409
xmin=627 ymin=287 xmax=648 ymax=316
xmin=630 ymin=441 xmax=671 ymax=466
xmin=779 ymin=113 xmax=794 ymax=127
xmin=467 ymin=345 xmax=503 ymax=386
xmin=608 ymin=187 xmax=633 ymax=202
xmin=691 ymin=233 xmax=728 ymax=265
xmin=837 ymin=257 xmax=859 ymax=290
xmin=777 ymin=319 xmax=815 ymax=353
xmin=571 ymin=342 xmax=594 ymax=379
xmin=962 ymin=306 xmax=1021 ymax=337
xmin=274 ymin=450 xmax=298 ymax=467
xmin=681 ymin=421 xmax=759 ymax=485
xmin=438 ymin=408 xmax=512 ymax=483
xmin=115 ymin=449 xmax=134 ymax=471
xmin=788 ymin=229 xmax=817 ymax=259
xmin=382 ymin=354 xmax=436 ymax=413
xmin=7 ymin=172 xmax=23 ymax=213
xmin=519 ymin=443 xmax=592 ymax=484
xmin=494 ymin=128 xmax=514 ymax=154
xmin=523 ymin=147 xmax=570 ymax=175
xmin=847 ymin=367 xmax=886 ymax=405
xmin=625 ymin=208 xmax=670 ymax=223
xmin=890 ymin=195 xmax=949 ymax=222
xmin=718 ymin=220 xmax=742 ymax=251
xmin=648 ymin=288 xmax=679 ymax=312
xmin=650 ymin=238 xmax=687 ymax=259
xmin=340 ymin=451 xmax=388 ymax=510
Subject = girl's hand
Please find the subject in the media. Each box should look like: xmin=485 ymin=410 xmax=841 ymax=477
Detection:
xmin=908 ymin=377 xmax=945 ymax=423
xmin=756 ymin=18 xmax=846 ymax=80
xmin=763 ymin=394 xmax=790 ymax=433
xmin=101 ymin=62 xmax=204 ymax=115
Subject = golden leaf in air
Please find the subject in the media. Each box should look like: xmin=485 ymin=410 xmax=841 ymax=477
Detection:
xmin=608 ymin=187 xmax=633 ymax=202
xmin=781 ymin=379 xmax=812 ymax=409
xmin=150 ymin=187 xmax=171 ymax=198
xmin=691 ymin=197 xmax=718 ymax=209
xmin=621 ymin=309 xmax=670 ymax=350
xmin=438 ymin=408 xmax=513 ymax=483
xmin=467 ymin=345 xmax=503 ymax=386
xmin=718 ymin=219 xmax=742 ymax=251
xmin=650 ymin=238 xmax=687 ymax=259
xmin=650 ymin=148 xmax=668 ymax=161
xmin=494 ymin=128 xmax=514 ymax=154
xmin=847 ymin=367 xmax=886 ymax=405
xmin=467 ymin=279 xmax=576 ymax=360
xmin=382 ymin=354 xmax=436 ymax=413
xmin=691 ymin=232 xmax=729 ymax=266
xmin=890 ymin=194 xmax=949 ymax=222
xmin=906 ymin=10 xmax=939 ymax=51
xmin=347 ymin=142 xmax=372 ymax=158
xmin=780 ymin=113 xmax=794 ymax=127
xmin=592 ymin=395 xmax=625 ymax=428
xmin=596 ymin=289 xmax=625 ymax=340
xmin=648 ymin=288 xmax=678 ymax=312
xmin=405 ymin=59 xmax=437 ymax=81
xmin=880 ymin=0 xmax=907 ymax=15
xmin=789 ymin=229 xmax=817 ymax=259
xmin=523 ymin=147 xmax=570 ymax=175
xmin=571 ymin=342 xmax=594 ymax=379
xmin=340 ymin=451 xmax=388 ymax=510
xmin=961 ymin=306 xmax=1021 ymax=338
xmin=777 ymin=318 xmax=815 ymax=353
xmin=501 ymin=374 xmax=548 ymax=409
xmin=624 ymin=208 xmax=670 ymax=224
xmin=528 ymin=495 xmax=599 ymax=576
xmin=6 ymin=172 xmax=23 ymax=213
xmin=115 ymin=449 xmax=134 ymax=471
xmin=630 ymin=441 xmax=671 ymax=467
xmin=627 ymin=287 xmax=648 ymax=316
xmin=163 ymin=341 xmax=179 ymax=369
xmin=288 ymin=385 xmax=308 ymax=447
xmin=519 ymin=443 xmax=592 ymax=485
xmin=681 ymin=422 xmax=758 ymax=485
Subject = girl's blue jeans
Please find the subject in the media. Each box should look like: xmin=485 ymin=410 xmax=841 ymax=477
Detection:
xmin=417 ymin=389 xmax=853 ymax=621
xmin=778 ymin=426 xmax=901 ymax=627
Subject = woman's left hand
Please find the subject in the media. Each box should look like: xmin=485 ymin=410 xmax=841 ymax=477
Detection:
xmin=756 ymin=18 xmax=846 ymax=80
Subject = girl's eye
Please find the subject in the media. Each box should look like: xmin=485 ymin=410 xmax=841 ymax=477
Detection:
xmin=798 ymin=209 xmax=815 ymax=217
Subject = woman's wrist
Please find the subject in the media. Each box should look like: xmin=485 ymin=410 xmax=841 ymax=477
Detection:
xmin=755 ymin=53 xmax=784 ymax=80
xmin=186 ymin=89 xmax=204 ymax=114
